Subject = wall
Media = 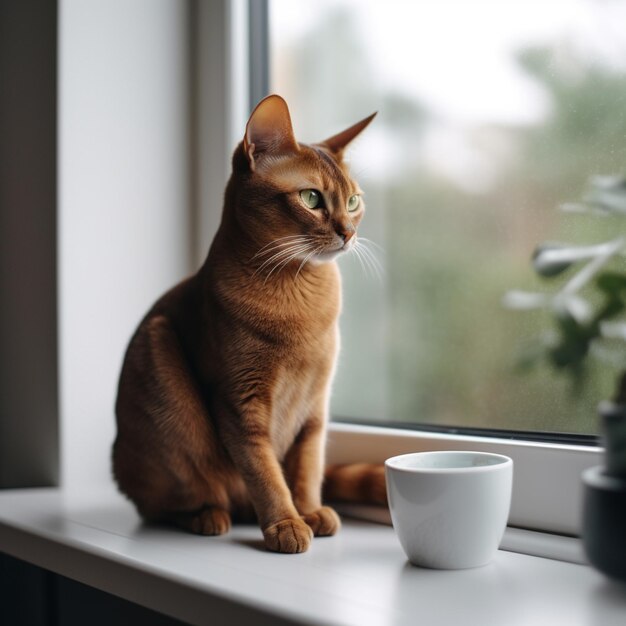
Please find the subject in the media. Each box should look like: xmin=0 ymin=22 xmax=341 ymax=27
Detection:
xmin=0 ymin=0 xmax=59 ymax=488
xmin=58 ymin=0 xmax=193 ymax=488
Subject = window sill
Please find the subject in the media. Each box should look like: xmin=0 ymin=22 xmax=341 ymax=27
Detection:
xmin=1 ymin=487 xmax=624 ymax=625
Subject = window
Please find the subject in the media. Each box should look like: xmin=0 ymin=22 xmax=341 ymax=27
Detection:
xmin=270 ymin=0 xmax=626 ymax=438
xmin=0 ymin=0 xmax=601 ymax=540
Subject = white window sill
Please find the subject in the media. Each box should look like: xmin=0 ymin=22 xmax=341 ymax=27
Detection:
xmin=1 ymin=487 xmax=625 ymax=625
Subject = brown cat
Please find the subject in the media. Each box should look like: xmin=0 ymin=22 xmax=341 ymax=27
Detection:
xmin=113 ymin=95 xmax=385 ymax=554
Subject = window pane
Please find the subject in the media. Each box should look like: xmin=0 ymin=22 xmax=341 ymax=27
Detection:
xmin=270 ymin=0 xmax=626 ymax=435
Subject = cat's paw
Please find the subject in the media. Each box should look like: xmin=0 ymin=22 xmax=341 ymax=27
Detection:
xmin=189 ymin=507 xmax=231 ymax=536
xmin=302 ymin=506 xmax=341 ymax=536
xmin=263 ymin=517 xmax=313 ymax=553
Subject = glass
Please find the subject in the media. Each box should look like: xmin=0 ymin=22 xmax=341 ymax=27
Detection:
xmin=270 ymin=0 xmax=626 ymax=435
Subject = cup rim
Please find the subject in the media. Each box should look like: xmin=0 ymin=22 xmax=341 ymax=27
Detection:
xmin=385 ymin=450 xmax=513 ymax=473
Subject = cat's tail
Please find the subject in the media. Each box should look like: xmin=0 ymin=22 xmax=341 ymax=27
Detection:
xmin=323 ymin=463 xmax=387 ymax=506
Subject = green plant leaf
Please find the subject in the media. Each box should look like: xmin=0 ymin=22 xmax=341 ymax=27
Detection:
xmin=583 ymin=176 xmax=626 ymax=215
xmin=502 ymin=290 xmax=549 ymax=310
xmin=549 ymin=309 xmax=592 ymax=369
xmin=596 ymin=271 xmax=626 ymax=296
xmin=532 ymin=242 xmax=619 ymax=278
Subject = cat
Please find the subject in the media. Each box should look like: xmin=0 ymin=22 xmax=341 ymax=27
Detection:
xmin=113 ymin=95 xmax=385 ymax=554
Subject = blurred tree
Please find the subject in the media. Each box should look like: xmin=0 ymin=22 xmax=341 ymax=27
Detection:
xmin=517 ymin=47 xmax=626 ymax=199
xmin=387 ymin=44 xmax=626 ymax=433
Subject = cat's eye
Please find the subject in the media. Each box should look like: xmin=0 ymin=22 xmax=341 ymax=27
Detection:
xmin=347 ymin=194 xmax=361 ymax=212
xmin=300 ymin=189 xmax=322 ymax=209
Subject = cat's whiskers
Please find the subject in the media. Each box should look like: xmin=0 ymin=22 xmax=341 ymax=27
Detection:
xmin=352 ymin=238 xmax=384 ymax=282
xmin=265 ymin=237 xmax=322 ymax=282
xmin=264 ymin=241 xmax=320 ymax=284
xmin=251 ymin=235 xmax=310 ymax=261
xmin=255 ymin=240 xmax=315 ymax=276
xmin=355 ymin=245 xmax=379 ymax=281
xmin=358 ymin=242 xmax=383 ymax=281
xmin=361 ymin=244 xmax=384 ymax=281
xmin=358 ymin=237 xmax=384 ymax=253
xmin=295 ymin=245 xmax=325 ymax=280
xmin=254 ymin=241 xmax=314 ymax=277
xmin=252 ymin=240 xmax=310 ymax=269
xmin=351 ymin=242 xmax=372 ymax=279
xmin=253 ymin=237 xmax=313 ymax=267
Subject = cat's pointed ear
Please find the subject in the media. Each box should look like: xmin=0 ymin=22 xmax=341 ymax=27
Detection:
xmin=244 ymin=95 xmax=299 ymax=171
xmin=320 ymin=112 xmax=377 ymax=156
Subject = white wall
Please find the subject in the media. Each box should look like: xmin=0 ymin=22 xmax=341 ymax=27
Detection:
xmin=59 ymin=0 xmax=193 ymax=488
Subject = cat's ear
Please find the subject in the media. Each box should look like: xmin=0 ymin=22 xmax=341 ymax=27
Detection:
xmin=319 ymin=112 xmax=377 ymax=156
xmin=244 ymin=95 xmax=299 ymax=171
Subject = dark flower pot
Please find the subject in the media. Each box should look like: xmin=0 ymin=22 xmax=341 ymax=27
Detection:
xmin=582 ymin=465 xmax=626 ymax=582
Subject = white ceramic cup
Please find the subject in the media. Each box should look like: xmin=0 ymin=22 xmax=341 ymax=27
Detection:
xmin=385 ymin=451 xmax=513 ymax=569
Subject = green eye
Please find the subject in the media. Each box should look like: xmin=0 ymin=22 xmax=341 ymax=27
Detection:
xmin=347 ymin=194 xmax=360 ymax=212
xmin=300 ymin=189 xmax=321 ymax=209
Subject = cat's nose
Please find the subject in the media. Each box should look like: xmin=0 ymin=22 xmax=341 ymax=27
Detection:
xmin=337 ymin=224 xmax=355 ymax=245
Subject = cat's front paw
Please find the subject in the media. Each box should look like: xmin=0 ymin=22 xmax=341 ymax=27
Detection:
xmin=302 ymin=506 xmax=341 ymax=536
xmin=263 ymin=518 xmax=313 ymax=553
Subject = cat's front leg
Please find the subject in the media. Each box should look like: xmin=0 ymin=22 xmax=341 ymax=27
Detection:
xmin=284 ymin=418 xmax=341 ymax=537
xmin=218 ymin=402 xmax=313 ymax=553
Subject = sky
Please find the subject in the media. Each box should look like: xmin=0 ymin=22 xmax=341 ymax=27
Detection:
xmin=272 ymin=0 xmax=626 ymax=126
